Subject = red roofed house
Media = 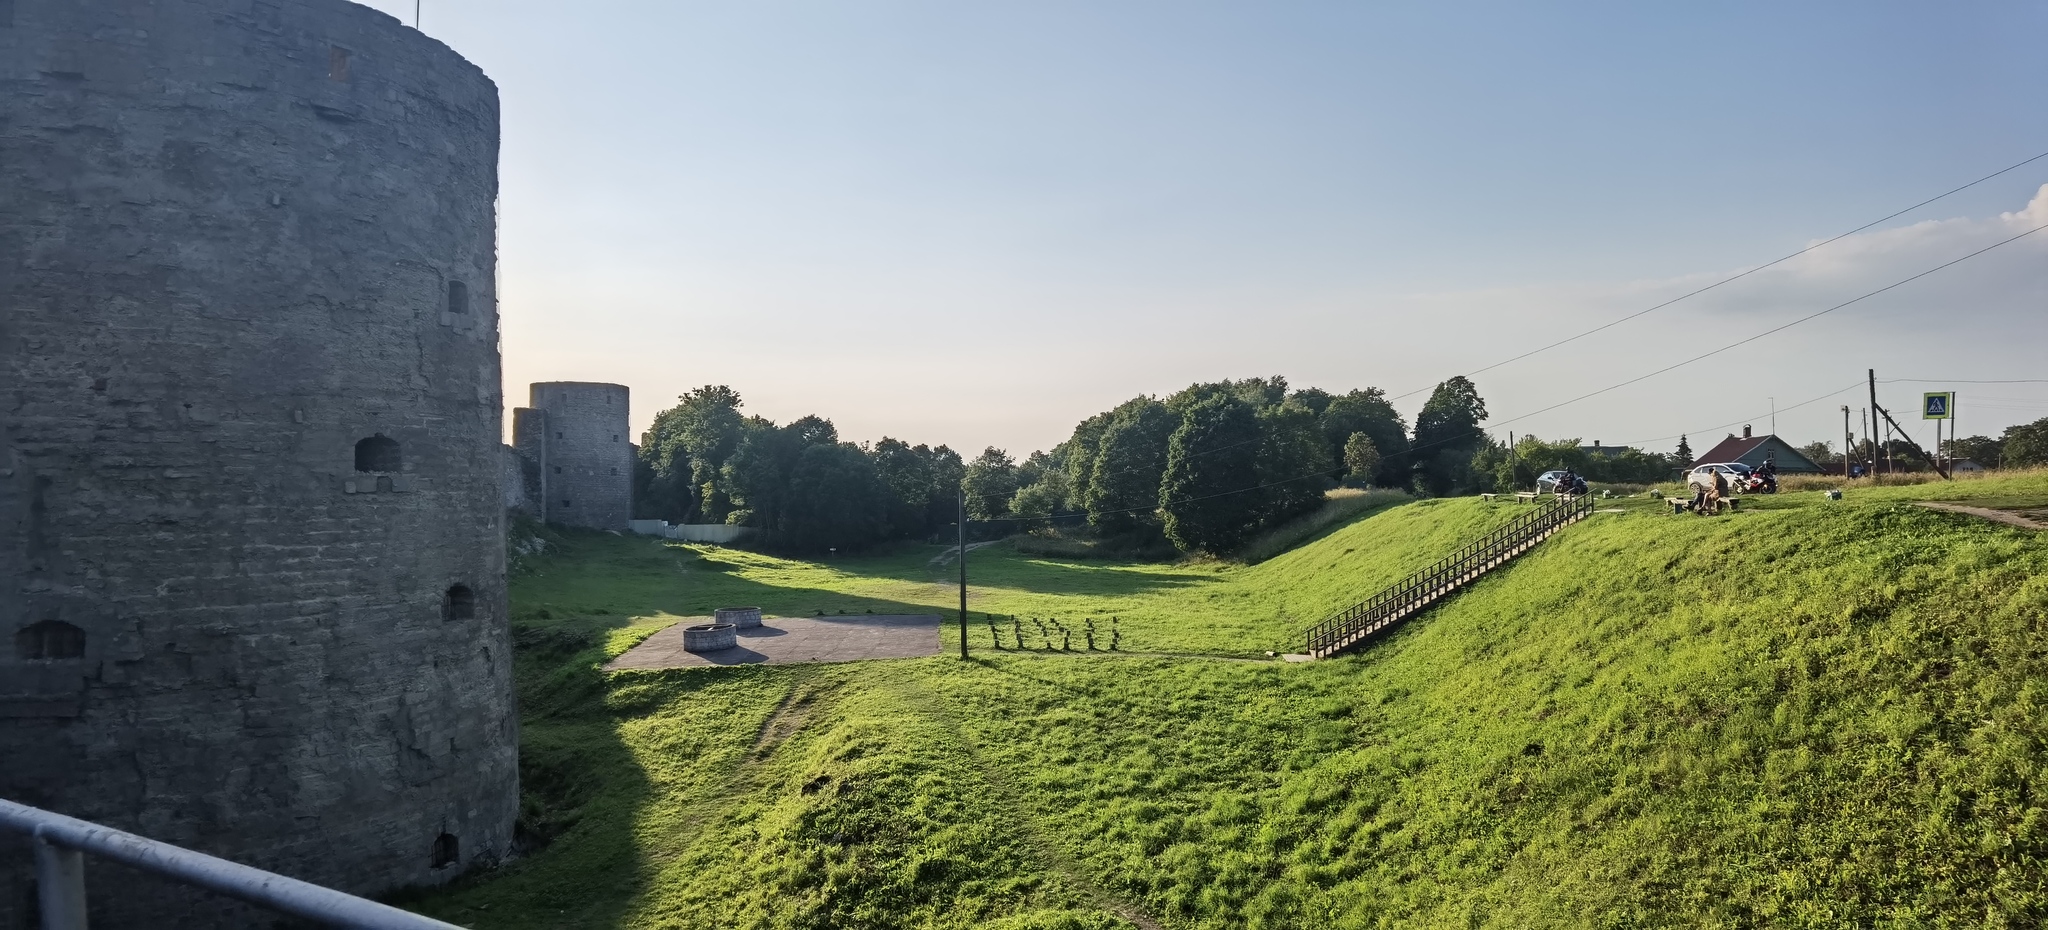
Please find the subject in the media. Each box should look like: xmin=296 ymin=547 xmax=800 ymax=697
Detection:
xmin=1695 ymin=425 xmax=1824 ymax=473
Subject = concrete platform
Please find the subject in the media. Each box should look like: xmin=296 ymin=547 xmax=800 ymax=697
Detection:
xmin=605 ymin=614 xmax=945 ymax=671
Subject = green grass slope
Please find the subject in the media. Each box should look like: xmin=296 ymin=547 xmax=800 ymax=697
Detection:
xmin=500 ymin=494 xmax=1521 ymax=658
xmin=417 ymin=477 xmax=2048 ymax=928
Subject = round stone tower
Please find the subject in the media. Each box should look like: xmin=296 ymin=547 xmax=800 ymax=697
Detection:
xmin=517 ymin=382 xmax=634 ymax=530
xmin=0 ymin=1 xmax=518 ymax=925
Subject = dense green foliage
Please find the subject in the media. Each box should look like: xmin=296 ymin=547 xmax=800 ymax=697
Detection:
xmin=2002 ymin=416 xmax=2048 ymax=467
xmin=1483 ymin=434 xmax=1678 ymax=491
xmin=964 ymin=447 xmax=1021 ymax=522
xmin=1159 ymin=394 xmax=1266 ymax=555
xmin=1020 ymin=376 xmax=1410 ymax=556
xmin=1085 ymin=400 xmax=1177 ymax=535
xmin=635 ymin=387 xmax=963 ymax=553
xmin=417 ymin=473 xmax=2048 ymax=928
xmin=1340 ymin=434 xmax=1381 ymax=488
xmin=1410 ymin=376 xmax=1489 ymax=495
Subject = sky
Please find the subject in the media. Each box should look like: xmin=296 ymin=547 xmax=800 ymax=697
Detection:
xmin=357 ymin=0 xmax=2048 ymax=458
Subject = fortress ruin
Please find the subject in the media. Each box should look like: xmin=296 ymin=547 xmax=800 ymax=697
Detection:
xmin=506 ymin=381 xmax=635 ymax=530
xmin=0 ymin=0 xmax=519 ymax=924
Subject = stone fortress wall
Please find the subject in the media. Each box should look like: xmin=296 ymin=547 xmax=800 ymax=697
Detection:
xmin=509 ymin=382 xmax=633 ymax=529
xmin=0 ymin=0 xmax=518 ymax=924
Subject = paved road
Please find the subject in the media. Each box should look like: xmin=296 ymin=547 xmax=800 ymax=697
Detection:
xmin=605 ymin=614 xmax=944 ymax=670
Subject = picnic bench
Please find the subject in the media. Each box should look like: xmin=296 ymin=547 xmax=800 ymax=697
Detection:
xmin=1665 ymin=496 xmax=1741 ymax=514
xmin=1515 ymin=491 xmax=1541 ymax=504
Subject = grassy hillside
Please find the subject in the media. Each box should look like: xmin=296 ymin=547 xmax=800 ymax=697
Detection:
xmin=415 ymin=476 xmax=2048 ymax=928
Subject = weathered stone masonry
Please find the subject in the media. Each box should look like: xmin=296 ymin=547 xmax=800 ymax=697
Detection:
xmin=508 ymin=382 xmax=632 ymax=530
xmin=0 ymin=1 xmax=519 ymax=925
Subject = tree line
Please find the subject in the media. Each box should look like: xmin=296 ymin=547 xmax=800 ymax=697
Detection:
xmin=643 ymin=376 xmax=1911 ymax=558
xmin=634 ymin=386 xmax=964 ymax=554
xmin=959 ymin=376 xmax=1508 ymax=556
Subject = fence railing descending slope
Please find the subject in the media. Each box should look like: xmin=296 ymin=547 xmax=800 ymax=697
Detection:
xmin=1303 ymin=494 xmax=1594 ymax=658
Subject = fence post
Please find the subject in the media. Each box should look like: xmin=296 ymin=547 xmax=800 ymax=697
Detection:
xmin=34 ymin=831 xmax=88 ymax=930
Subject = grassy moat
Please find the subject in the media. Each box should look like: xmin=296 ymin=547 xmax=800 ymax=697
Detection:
xmin=411 ymin=473 xmax=2048 ymax=928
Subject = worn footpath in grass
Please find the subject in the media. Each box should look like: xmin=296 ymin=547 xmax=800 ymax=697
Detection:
xmin=416 ymin=474 xmax=2048 ymax=928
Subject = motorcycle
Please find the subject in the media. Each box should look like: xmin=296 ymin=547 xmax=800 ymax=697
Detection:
xmin=1737 ymin=471 xmax=1777 ymax=495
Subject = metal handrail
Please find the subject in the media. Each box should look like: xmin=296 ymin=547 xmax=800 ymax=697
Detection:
xmin=0 ymin=798 xmax=462 ymax=930
xmin=1304 ymin=494 xmax=1592 ymax=654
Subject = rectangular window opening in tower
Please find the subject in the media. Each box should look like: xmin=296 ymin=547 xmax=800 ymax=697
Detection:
xmin=448 ymin=280 xmax=468 ymax=315
xmin=329 ymin=46 xmax=351 ymax=82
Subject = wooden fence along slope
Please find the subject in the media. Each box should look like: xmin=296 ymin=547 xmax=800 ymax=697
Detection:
xmin=1304 ymin=494 xmax=1594 ymax=658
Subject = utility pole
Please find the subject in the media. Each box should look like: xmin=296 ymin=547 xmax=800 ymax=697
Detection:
xmin=1841 ymin=406 xmax=1851 ymax=478
xmin=1868 ymin=369 xmax=1880 ymax=476
xmin=1861 ymin=408 xmax=1872 ymax=476
xmin=1949 ymin=393 xmax=1959 ymax=471
xmin=957 ymin=486 xmax=968 ymax=660
xmin=1769 ymin=397 xmax=1776 ymax=437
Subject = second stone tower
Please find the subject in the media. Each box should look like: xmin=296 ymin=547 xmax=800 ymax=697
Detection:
xmin=512 ymin=382 xmax=634 ymax=529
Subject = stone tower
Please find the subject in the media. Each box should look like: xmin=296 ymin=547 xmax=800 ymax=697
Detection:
xmin=0 ymin=1 xmax=518 ymax=925
xmin=511 ymin=382 xmax=634 ymax=530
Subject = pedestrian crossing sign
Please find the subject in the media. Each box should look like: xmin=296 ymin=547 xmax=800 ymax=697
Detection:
xmin=1922 ymin=392 xmax=1953 ymax=420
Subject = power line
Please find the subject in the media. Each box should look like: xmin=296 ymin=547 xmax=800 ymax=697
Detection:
xmin=983 ymin=220 xmax=2048 ymax=523
xmin=1463 ymin=220 xmax=2048 ymax=436
xmin=1617 ymin=380 xmax=1867 ymax=449
xmin=1386 ymin=146 xmax=2048 ymax=402
xmin=1879 ymin=378 xmax=2048 ymax=385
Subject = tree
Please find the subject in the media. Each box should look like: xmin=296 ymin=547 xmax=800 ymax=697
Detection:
xmin=921 ymin=445 xmax=966 ymax=532
xmin=1469 ymin=439 xmax=1512 ymax=493
xmin=1009 ymin=449 xmax=1074 ymax=529
xmin=634 ymin=404 xmax=696 ymax=522
xmin=874 ymin=437 xmax=963 ymax=539
xmin=1289 ymin=387 xmax=1334 ymax=417
xmin=1342 ymin=433 xmax=1381 ymax=487
xmin=2002 ymin=417 xmax=2048 ymax=468
xmin=1674 ymin=435 xmax=1694 ymax=471
xmin=1160 ymin=395 xmax=1264 ymax=554
xmin=721 ymin=415 xmax=835 ymax=536
xmin=1411 ymin=377 xmax=1489 ymax=495
xmin=1255 ymin=400 xmax=1332 ymax=526
xmin=1086 ymin=400 xmax=1177 ymax=533
xmin=1945 ymin=434 xmax=2004 ymax=468
xmin=776 ymin=442 xmax=889 ymax=553
xmin=1320 ymin=388 xmax=1409 ymax=487
xmin=1059 ymin=412 xmax=1114 ymax=514
xmin=1796 ymin=441 xmax=1837 ymax=467
xmin=962 ymin=447 xmax=1019 ymax=521
xmin=673 ymin=385 xmax=746 ymax=522
xmin=1488 ymin=436 xmax=1537 ymax=492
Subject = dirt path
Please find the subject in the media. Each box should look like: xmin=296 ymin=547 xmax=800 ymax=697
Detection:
xmin=1915 ymin=501 xmax=2047 ymax=530
xmin=928 ymin=540 xmax=1003 ymax=569
xmin=890 ymin=676 xmax=1166 ymax=930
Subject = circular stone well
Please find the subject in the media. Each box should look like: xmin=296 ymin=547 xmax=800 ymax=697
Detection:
xmin=683 ymin=623 xmax=738 ymax=652
xmin=714 ymin=606 xmax=764 ymax=629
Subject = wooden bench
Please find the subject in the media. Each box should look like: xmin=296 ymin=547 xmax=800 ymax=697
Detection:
xmin=1515 ymin=491 xmax=1541 ymax=504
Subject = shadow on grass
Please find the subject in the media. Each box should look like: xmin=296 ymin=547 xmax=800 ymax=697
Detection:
xmin=401 ymin=529 xmax=963 ymax=928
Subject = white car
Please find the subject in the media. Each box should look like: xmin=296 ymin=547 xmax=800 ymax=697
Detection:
xmin=1687 ymin=462 xmax=1751 ymax=492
